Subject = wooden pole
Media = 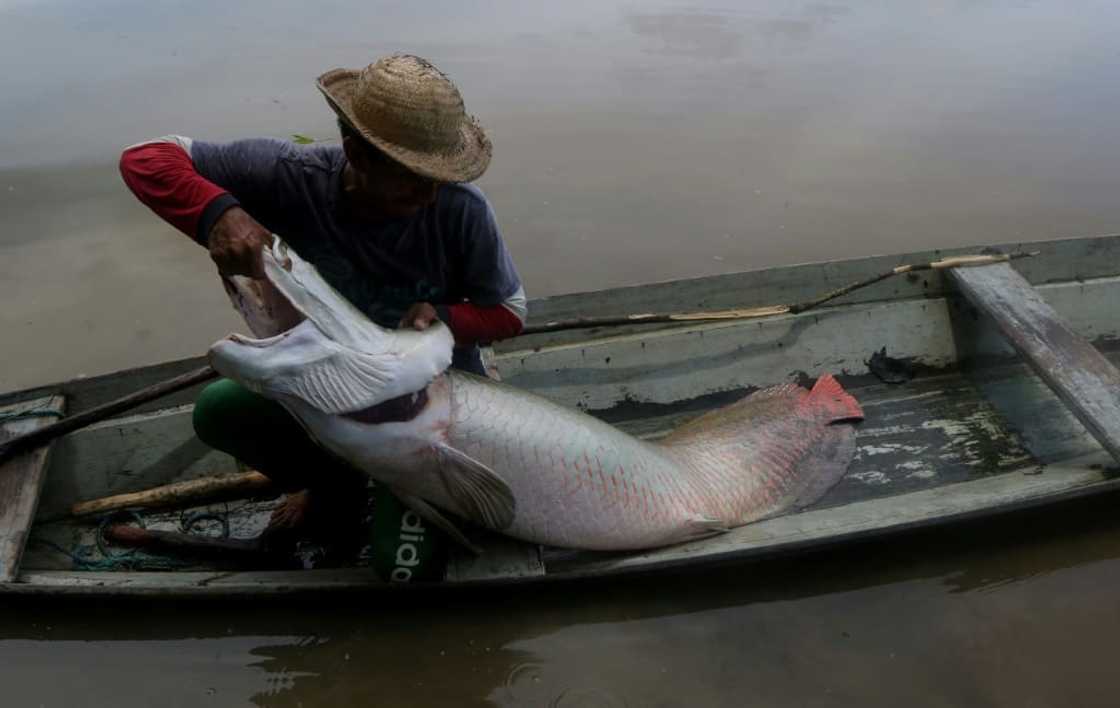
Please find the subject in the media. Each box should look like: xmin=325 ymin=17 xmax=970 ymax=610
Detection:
xmin=103 ymin=524 xmax=265 ymax=557
xmin=69 ymin=471 xmax=273 ymax=518
xmin=520 ymin=251 xmax=1037 ymax=335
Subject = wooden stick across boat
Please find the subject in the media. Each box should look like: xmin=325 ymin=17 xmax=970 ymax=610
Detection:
xmin=0 ymin=366 xmax=218 ymax=464
xmin=69 ymin=471 xmax=274 ymax=518
xmin=521 ymin=252 xmax=1038 ymax=335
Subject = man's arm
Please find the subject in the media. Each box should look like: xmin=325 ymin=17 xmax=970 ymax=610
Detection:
xmin=119 ymin=136 xmax=235 ymax=244
xmin=437 ymin=289 xmax=526 ymax=343
xmin=435 ymin=186 xmax=526 ymax=345
xmin=119 ymin=136 xmax=273 ymax=277
xmin=402 ymin=293 xmax=525 ymax=343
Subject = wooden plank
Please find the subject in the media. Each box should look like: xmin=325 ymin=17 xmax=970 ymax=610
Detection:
xmin=0 ymin=395 xmax=65 ymax=582
xmin=951 ymin=263 xmax=1120 ymax=463
xmin=69 ymin=471 xmax=272 ymax=518
xmin=2 ymin=568 xmax=384 ymax=596
xmin=950 ymin=328 xmax=1120 ymax=464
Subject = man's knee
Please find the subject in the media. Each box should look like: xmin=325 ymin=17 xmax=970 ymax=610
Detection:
xmin=192 ymin=379 xmax=246 ymax=451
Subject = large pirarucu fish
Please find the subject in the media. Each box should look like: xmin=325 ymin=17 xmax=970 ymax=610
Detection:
xmin=210 ymin=237 xmax=863 ymax=551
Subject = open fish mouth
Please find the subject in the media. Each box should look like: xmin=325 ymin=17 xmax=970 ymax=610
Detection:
xmin=208 ymin=235 xmax=454 ymax=414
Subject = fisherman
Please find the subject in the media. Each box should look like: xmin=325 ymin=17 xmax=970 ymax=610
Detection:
xmin=119 ymin=54 xmax=525 ymax=552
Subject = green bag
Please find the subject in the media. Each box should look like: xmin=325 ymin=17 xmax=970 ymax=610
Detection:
xmin=368 ymin=485 xmax=447 ymax=583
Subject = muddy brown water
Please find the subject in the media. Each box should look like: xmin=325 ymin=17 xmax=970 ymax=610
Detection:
xmin=3 ymin=1 xmax=1120 ymax=706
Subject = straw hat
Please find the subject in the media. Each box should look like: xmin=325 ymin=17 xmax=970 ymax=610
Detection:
xmin=316 ymin=54 xmax=492 ymax=183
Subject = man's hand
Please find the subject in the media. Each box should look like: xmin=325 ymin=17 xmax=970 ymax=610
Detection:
xmin=208 ymin=206 xmax=271 ymax=278
xmin=399 ymin=302 xmax=440 ymax=331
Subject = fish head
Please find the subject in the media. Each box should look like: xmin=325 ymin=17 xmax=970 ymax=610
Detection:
xmin=208 ymin=235 xmax=453 ymax=414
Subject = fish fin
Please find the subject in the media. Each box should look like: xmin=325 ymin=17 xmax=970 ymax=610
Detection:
xmin=789 ymin=423 xmax=858 ymax=510
xmin=391 ymin=488 xmax=483 ymax=556
xmin=805 ymin=374 xmax=864 ymax=423
xmin=433 ymin=444 xmax=517 ymax=531
xmin=660 ymin=384 xmax=802 ymax=445
xmin=671 ymin=516 xmax=730 ymax=544
xmin=271 ymin=344 xmax=399 ymax=414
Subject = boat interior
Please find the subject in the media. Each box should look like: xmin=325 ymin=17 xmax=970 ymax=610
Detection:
xmin=2 ymin=234 xmax=1118 ymax=594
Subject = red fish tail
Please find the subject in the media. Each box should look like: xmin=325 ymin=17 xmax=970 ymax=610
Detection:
xmin=804 ymin=374 xmax=864 ymax=423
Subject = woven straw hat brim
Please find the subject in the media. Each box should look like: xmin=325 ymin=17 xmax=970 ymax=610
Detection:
xmin=317 ymin=68 xmax=492 ymax=183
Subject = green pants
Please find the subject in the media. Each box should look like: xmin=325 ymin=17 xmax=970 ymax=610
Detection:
xmin=191 ymin=379 xmax=446 ymax=581
xmin=192 ymin=378 xmax=359 ymax=493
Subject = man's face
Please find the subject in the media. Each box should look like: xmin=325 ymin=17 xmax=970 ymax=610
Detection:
xmin=344 ymin=136 xmax=441 ymax=219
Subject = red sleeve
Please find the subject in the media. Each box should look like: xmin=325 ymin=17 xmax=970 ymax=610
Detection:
xmin=445 ymin=302 xmax=524 ymax=345
xmin=119 ymin=142 xmax=233 ymax=244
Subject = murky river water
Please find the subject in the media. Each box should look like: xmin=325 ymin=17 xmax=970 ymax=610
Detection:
xmin=3 ymin=1 xmax=1120 ymax=705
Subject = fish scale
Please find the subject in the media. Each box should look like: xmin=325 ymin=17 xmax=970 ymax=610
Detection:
xmin=440 ymin=370 xmax=861 ymax=549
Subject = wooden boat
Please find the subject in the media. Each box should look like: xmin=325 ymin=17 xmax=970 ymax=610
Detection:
xmin=2 ymin=233 xmax=1119 ymax=596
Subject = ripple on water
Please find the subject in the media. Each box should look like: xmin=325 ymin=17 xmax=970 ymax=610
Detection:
xmin=502 ymin=662 xmax=630 ymax=707
xmin=550 ymin=686 xmax=629 ymax=708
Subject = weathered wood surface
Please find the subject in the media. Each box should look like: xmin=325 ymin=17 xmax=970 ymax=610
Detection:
xmin=7 ymin=458 xmax=1117 ymax=595
xmin=0 ymin=396 xmax=65 ymax=582
xmin=37 ymin=405 xmax=238 ymax=519
xmin=952 ymin=335 xmax=1120 ymax=463
xmin=0 ymin=366 xmax=217 ymax=465
xmin=495 ymin=274 xmax=1120 ymax=414
xmin=497 ymin=298 xmax=958 ymax=411
xmin=0 ymin=356 xmax=213 ymax=421
xmin=951 ymin=263 xmax=1120 ymax=463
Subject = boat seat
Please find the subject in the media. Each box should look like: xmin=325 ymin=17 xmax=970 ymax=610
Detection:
xmin=950 ymin=262 xmax=1120 ymax=464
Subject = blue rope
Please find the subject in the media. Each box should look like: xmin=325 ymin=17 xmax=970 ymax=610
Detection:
xmin=94 ymin=510 xmax=146 ymax=564
xmin=32 ymin=508 xmax=236 ymax=572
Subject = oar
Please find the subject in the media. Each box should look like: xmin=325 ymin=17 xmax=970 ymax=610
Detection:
xmin=0 ymin=365 xmax=218 ymax=464
xmin=0 ymin=251 xmax=1036 ymax=462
